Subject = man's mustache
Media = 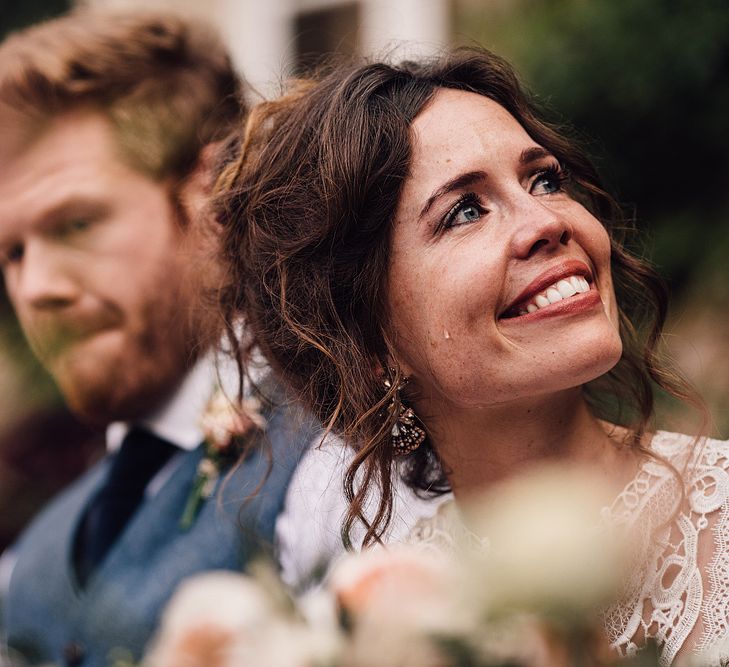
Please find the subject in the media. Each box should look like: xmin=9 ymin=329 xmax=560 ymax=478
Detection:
xmin=25 ymin=309 xmax=122 ymax=360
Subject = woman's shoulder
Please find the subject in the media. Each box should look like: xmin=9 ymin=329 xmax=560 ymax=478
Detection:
xmin=276 ymin=431 xmax=449 ymax=590
xmin=606 ymin=431 xmax=729 ymax=526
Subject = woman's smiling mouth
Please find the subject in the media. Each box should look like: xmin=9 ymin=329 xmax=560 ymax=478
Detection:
xmin=500 ymin=260 xmax=601 ymax=320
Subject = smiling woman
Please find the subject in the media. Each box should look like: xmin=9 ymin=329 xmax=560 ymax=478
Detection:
xmin=387 ymin=89 xmax=621 ymax=419
xmin=215 ymin=49 xmax=726 ymax=662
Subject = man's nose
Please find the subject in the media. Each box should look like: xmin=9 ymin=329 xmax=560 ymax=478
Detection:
xmin=12 ymin=241 xmax=80 ymax=310
xmin=508 ymin=196 xmax=573 ymax=259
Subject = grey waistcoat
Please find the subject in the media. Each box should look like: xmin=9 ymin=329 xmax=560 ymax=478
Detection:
xmin=2 ymin=396 xmax=315 ymax=667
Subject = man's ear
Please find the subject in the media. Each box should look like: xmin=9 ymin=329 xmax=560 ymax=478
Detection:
xmin=178 ymin=140 xmax=226 ymax=217
xmin=173 ymin=141 xmax=229 ymax=296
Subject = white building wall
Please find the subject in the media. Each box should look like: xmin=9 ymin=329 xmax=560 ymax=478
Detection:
xmin=215 ymin=0 xmax=296 ymax=98
xmin=79 ymin=0 xmax=450 ymax=96
xmin=360 ymin=0 xmax=449 ymax=60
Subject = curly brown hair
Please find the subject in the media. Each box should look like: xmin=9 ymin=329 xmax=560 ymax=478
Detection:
xmin=215 ymin=48 xmax=702 ymax=546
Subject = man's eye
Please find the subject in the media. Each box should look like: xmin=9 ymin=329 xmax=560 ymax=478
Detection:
xmin=57 ymin=218 xmax=92 ymax=238
xmin=67 ymin=219 xmax=91 ymax=233
xmin=1 ymin=243 xmax=24 ymax=266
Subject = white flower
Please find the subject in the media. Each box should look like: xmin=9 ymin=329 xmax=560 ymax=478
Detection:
xmin=145 ymin=570 xmax=343 ymax=667
xmin=458 ymin=463 xmax=629 ymax=621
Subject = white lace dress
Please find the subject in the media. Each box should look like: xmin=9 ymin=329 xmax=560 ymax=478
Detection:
xmin=406 ymin=431 xmax=729 ymax=666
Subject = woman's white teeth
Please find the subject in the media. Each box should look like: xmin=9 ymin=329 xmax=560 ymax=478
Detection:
xmin=556 ymin=279 xmax=576 ymax=298
xmin=546 ymin=287 xmax=563 ymax=303
xmin=518 ymin=275 xmax=590 ymax=315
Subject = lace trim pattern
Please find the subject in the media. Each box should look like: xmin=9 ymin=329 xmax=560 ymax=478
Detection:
xmin=405 ymin=432 xmax=729 ymax=665
xmin=406 ymin=501 xmax=490 ymax=557
xmin=596 ymin=431 xmax=729 ymax=665
xmin=694 ymin=439 xmax=729 ymax=653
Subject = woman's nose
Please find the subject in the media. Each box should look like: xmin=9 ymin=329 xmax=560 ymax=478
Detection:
xmin=509 ymin=197 xmax=573 ymax=259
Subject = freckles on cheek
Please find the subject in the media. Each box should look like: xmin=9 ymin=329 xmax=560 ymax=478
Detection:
xmin=389 ymin=280 xmax=443 ymax=363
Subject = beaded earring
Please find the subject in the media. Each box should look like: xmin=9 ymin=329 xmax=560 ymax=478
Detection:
xmin=384 ymin=373 xmax=426 ymax=455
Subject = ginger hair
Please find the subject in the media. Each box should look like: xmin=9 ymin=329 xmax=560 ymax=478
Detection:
xmin=0 ymin=8 xmax=243 ymax=180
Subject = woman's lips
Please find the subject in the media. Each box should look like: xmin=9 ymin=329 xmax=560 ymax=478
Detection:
xmin=501 ymin=288 xmax=602 ymax=322
xmin=500 ymin=260 xmax=597 ymax=320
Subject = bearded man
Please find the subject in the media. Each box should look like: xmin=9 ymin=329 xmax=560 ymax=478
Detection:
xmin=0 ymin=10 xmax=315 ymax=667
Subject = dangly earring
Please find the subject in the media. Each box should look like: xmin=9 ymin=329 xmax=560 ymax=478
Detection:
xmin=384 ymin=371 xmax=426 ymax=456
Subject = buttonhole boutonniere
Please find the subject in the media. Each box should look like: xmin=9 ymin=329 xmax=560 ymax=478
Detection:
xmin=180 ymin=389 xmax=266 ymax=529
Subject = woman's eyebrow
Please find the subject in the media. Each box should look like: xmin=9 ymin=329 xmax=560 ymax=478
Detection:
xmin=419 ymin=170 xmax=487 ymax=219
xmin=418 ymin=148 xmax=553 ymax=220
xmin=520 ymin=146 xmax=554 ymax=166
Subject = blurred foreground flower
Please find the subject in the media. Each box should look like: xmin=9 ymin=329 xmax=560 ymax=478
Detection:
xmin=145 ymin=464 xmax=661 ymax=667
xmin=460 ymin=464 xmax=629 ymax=620
xmin=144 ymin=569 xmax=341 ymax=667
xmin=453 ymin=464 xmax=631 ymax=665
xmin=330 ymin=547 xmax=459 ymax=667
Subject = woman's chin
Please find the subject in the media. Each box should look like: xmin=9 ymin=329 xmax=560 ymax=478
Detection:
xmin=543 ymin=330 xmax=624 ymax=394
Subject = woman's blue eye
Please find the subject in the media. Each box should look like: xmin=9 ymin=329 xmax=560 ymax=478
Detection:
xmin=454 ymin=203 xmax=482 ymax=224
xmin=531 ymin=166 xmax=568 ymax=195
xmin=442 ymin=194 xmax=486 ymax=231
xmin=535 ymin=176 xmax=559 ymax=194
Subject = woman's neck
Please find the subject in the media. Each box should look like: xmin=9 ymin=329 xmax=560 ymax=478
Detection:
xmin=424 ymin=388 xmax=639 ymax=501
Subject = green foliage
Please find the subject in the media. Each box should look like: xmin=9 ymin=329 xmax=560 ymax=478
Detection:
xmin=0 ymin=0 xmax=70 ymax=40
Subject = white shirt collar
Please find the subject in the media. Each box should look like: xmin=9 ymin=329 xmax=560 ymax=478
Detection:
xmin=104 ymin=341 xmax=265 ymax=454
xmin=106 ymin=351 xmax=231 ymax=453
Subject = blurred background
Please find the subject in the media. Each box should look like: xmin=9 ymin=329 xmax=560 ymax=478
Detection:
xmin=0 ymin=0 xmax=727 ymax=549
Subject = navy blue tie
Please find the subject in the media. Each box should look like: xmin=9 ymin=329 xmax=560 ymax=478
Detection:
xmin=76 ymin=427 xmax=177 ymax=586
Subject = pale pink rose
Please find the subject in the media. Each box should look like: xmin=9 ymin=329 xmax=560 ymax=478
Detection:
xmin=329 ymin=547 xmax=458 ymax=667
xmin=329 ymin=546 xmax=451 ymax=621
xmin=200 ymin=391 xmax=266 ymax=452
xmin=143 ymin=571 xmax=275 ymax=667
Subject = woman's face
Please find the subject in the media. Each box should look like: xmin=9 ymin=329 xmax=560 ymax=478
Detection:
xmin=387 ymin=88 xmax=622 ymax=411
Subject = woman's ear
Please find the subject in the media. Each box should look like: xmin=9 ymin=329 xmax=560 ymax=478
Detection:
xmin=382 ymin=336 xmax=415 ymax=380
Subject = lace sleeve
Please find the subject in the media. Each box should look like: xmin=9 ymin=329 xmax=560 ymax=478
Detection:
xmin=604 ymin=432 xmax=729 ymax=665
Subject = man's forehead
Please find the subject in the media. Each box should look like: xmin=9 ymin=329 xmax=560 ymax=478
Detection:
xmin=0 ymin=110 xmax=136 ymax=229
xmin=0 ymin=107 xmax=130 ymax=169
xmin=0 ymin=102 xmax=44 ymax=162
